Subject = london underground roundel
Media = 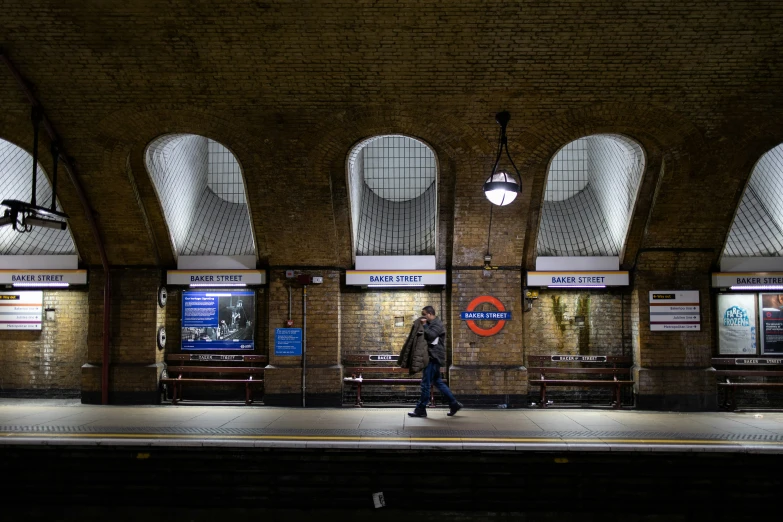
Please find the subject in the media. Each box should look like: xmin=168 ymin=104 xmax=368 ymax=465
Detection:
xmin=464 ymin=295 xmax=508 ymax=337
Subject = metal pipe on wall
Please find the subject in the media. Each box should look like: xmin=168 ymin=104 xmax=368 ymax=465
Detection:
xmin=302 ymin=284 xmax=307 ymax=407
xmin=1 ymin=54 xmax=113 ymax=405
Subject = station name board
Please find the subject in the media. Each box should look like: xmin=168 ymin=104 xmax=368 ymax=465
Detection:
xmin=189 ymin=354 xmax=246 ymax=362
xmin=550 ymin=355 xmax=607 ymax=362
xmin=526 ymin=271 xmax=629 ymax=287
xmin=346 ymin=270 xmax=446 ymax=286
xmin=712 ymin=273 xmax=783 ymax=287
xmin=167 ymin=270 xmax=266 ymax=286
xmin=0 ymin=270 xmax=87 ymax=286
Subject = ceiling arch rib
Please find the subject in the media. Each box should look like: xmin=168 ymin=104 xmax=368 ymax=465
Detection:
xmin=537 ymin=134 xmax=645 ymax=257
xmin=0 ymin=138 xmax=77 ymax=255
xmin=724 ymin=143 xmax=783 ymax=257
xmin=145 ymin=134 xmax=255 ymax=257
xmin=347 ymin=135 xmax=437 ymax=257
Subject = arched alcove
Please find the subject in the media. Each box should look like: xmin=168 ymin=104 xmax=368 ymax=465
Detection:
xmin=347 ymin=135 xmax=438 ymax=257
xmin=537 ymin=134 xmax=645 ymax=257
xmin=145 ymin=134 xmax=255 ymax=257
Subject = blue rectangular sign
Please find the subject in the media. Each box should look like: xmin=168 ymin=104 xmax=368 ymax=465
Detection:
xmin=181 ymin=290 xmax=255 ymax=351
xmin=460 ymin=311 xmax=512 ymax=320
xmin=275 ymin=328 xmax=302 ymax=356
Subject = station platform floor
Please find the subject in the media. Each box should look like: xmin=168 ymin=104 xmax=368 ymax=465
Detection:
xmin=2 ymin=399 xmax=783 ymax=453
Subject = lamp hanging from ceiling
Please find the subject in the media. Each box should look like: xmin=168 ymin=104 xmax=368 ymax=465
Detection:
xmin=0 ymin=107 xmax=69 ymax=232
xmin=483 ymin=111 xmax=521 ymax=206
xmin=483 ymin=111 xmax=521 ymax=268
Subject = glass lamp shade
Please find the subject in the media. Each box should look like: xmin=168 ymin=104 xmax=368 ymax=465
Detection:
xmin=483 ymin=171 xmax=520 ymax=206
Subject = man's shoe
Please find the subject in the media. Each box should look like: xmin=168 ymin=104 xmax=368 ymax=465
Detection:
xmin=408 ymin=408 xmax=427 ymax=418
xmin=447 ymin=401 xmax=463 ymax=416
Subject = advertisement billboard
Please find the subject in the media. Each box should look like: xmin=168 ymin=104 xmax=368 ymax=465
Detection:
xmin=717 ymin=294 xmax=757 ymax=355
xmin=759 ymin=293 xmax=783 ymax=354
xmin=181 ymin=290 xmax=255 ymax=351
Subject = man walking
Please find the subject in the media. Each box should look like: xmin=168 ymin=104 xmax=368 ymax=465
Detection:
xmin=408 ymin=306 xmax=463 ymax=418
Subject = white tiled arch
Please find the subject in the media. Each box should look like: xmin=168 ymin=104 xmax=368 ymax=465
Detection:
xmin=347 ymin=135 xmax=438 ymax=257
xmin=0 ymin=138 xmax=77 ymax=255
xmin=537 ymin=134 xmax=646 ymax=257
xmin=145 ymin=134 xmax=255 ymax=257
xmin=724 ymin=143 xmax=783 ymax=257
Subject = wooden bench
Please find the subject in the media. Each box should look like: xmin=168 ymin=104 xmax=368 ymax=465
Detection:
xmin=528 ymin=355 xmax=634 ymax=409
xmin=161 ymin=354 xmax=267 ymax=405
xmin=343 ymin=354 xmax=444 ymax=407
xmin=713 ymin=357 xmax=783 ymax=410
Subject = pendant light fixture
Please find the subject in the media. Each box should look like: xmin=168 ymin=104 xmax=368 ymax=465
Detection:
xmin=483 ymin=111 xmax=521 ymax=206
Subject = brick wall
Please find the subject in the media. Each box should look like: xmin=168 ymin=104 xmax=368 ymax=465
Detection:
xmin=632 ymin=251 xmax=716 ymax=410
xmin=523 ymin=288 xmax=633 ymax=406
xmin=264 ymin=269 xmax=341 ymax=406
xmin=341 ymin=286 xmax=445 ymax=404
xmin=0 ymin=289 xmax=88 ymax=397
xmin=525 ymin=289 xmax=632 ymax=358
xmin=450 ymin=269 xmax=526 ymax=406
xmin=82 ymin=268 xmax=164 ymax=404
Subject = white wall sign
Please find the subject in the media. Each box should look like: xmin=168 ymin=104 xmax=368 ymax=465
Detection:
xmin=0 ymin=270 xmax=87 ymax=286
xmin=526 ymin=271 xmax=629 ymax=287
xmin=167 ymin=270 xmax=266 ymax=286
xmin=717 ymin=294 xmax=756 ymax=354
xmin=649 ymin=290 xmax=700 ymax=331
xmin=346 ymin=270 xmax=446 ymax=286
xmin=0 ymin=291 xmax=43 ymax=330
xmin=712 ymin=272 xmax=783 ymax=287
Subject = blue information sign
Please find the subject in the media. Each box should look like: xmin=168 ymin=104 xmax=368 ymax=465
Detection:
xmin=181 ymin=290 xmax=255 ymax=351
xmin=275 ymin=328 xmax=303 ymax=356
xmin=460 ymin=311 xmax=512 ymax=320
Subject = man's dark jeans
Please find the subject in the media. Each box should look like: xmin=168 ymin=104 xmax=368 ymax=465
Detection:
xmin=416 ymin=360 xmax=457 ymax=409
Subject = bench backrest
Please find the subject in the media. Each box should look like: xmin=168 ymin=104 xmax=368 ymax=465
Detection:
xmin=343 ymin=354 xmax=400 ymax=365
xmin=167 ymin=354 xmax=267 ymax=364
xmin=343 ymin=354 xmax=444 ymax=376
xmin=528 ymin=367 xmax=631 ymax=375
xmin=528 ymin=355 xmax=631 ymax=366
xmin=167 ymin=366 xmax=265 ymax=375
xmin=712 ymin=357 xmax=783 ymax=367
xmin=712 ymin=357 xmax=783 ymax=377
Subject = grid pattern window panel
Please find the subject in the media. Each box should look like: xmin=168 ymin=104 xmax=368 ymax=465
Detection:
xmin=348 ymin=135 xmax=437 ymax=256
xmin=725 ymin=144 xmax=783 ymax=257
xmin=0 ymin=138 xmax=76 ymax=255
xmin=145 ymin=134 xmax=255 ymax=257
xmin=545 ymin=139 xmax=589 ymax=202
xmin=538 ymin=135 xmax=645 ymax=257
xmin=182 ymin=188 xmax=255 ymax=255
xmin=207 ymin=139 xmax=246 ymax=204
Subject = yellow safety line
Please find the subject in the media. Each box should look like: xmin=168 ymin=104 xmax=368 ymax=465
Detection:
xmin=0 ymin=431 xmax=778 ymax=445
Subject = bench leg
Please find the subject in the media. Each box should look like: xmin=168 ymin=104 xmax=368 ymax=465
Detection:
xmin=613 ymin=383 xmax=622 ymax=409
xmin=354 ymin=383 xmax=363 ymax=407
xmin=428 ymin=388 xmax=435 ymax=408
xmin=719 ymin=386 xmax=728 ymax=410
xmin=172 ymin=382 xmax=179 ymax=404
xmin=246 ymin=382 xmax=252 ymax=405
xmin=539 ymin=383 xmax=547 ymax=408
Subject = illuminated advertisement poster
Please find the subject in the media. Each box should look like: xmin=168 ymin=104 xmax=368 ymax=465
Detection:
xmin=759 ymin=293 xmax=783 ymax=354
xmin=181 ymin=290 xmax=254 ymax=351
xmin=0 ymin=291 xmax=42 ymax=330
xmin=717 ymin=294 xmax=756 ymax=355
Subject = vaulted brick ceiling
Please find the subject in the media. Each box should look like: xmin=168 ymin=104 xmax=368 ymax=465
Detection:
xmin=1 ymin=1 xmax=781 ymax=268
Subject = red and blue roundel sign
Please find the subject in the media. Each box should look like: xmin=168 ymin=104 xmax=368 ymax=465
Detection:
xmin=460 ymin=295 xmax=511 ymax=337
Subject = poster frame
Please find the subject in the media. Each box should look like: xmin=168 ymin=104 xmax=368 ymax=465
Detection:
xmin=759 ymin=293 xmax=783 ymax=355
xmin=180 ymin=289 xmax=256 ymax=351
xmin=716 ymin=293 xmax=757 ymax=355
